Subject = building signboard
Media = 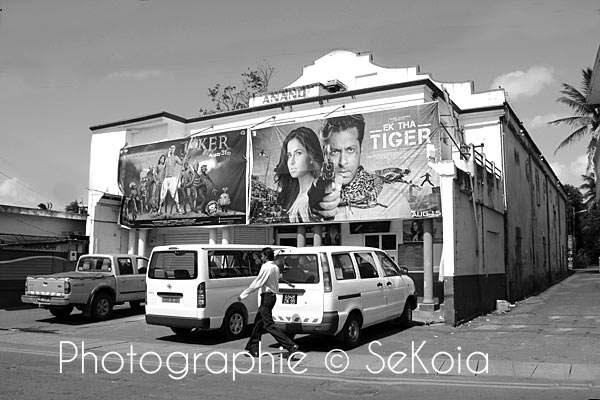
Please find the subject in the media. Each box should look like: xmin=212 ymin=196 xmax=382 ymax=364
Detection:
xmin=117 ymin=130 xmax=247 ymax=228
xmin=249 ymin=102 xmax=442 ymax=224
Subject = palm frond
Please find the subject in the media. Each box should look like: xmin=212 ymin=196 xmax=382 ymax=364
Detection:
xmin=554 ymin=125 xmax=593 ymax=154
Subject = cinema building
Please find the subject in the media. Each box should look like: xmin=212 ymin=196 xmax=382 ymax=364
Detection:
xmin=88 ymin=50 xmax=568 ymax=325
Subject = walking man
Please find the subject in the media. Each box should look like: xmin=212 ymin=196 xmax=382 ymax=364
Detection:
xmin=238 ymin=247 xmax=298 ymax=357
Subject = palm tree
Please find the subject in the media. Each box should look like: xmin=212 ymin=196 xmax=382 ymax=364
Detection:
xmin=550 ymin=68 xmax=600 ymax=197
xmin=579 ymin=173 xmax=596 ymax=209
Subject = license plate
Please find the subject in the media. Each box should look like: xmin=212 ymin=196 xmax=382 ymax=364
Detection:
xmin=38 ymin=297 xmax=51 ymax=303
xmin=282 ymin=294 xmax=297 ymax=304
xmin=162 ymin=297 xmax=180 ymax=303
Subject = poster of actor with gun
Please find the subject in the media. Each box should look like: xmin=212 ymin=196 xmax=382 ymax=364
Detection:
xmin=118 ymin=130 xmax=247 ymax=228
xmin=249 ymin=102 xmax=443 ymax=225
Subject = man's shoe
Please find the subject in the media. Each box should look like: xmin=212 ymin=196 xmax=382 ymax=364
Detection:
xmin=288 ymin=344 xmax=299 ymax=354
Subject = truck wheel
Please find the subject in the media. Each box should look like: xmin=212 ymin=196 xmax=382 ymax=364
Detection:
xmin=91 ymin=293 xmax=114 ymax=321
xmin=49 ymin=306 xmax=73 ymax=318
xmin=222 ymin=306 xmax=247 ymax=340
xmin=129 ymin=301 xmax=143 ymax=311
xmin=336 ymin=313 xmax=362 ymax=349
xmin=399 ymin=301 xmax=413 ymax=328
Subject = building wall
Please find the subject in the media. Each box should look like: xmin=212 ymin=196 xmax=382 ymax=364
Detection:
xmin=443 ymin=162 xmax=506 ymax=325
xmin=501 ymin=112 xmax=568 ymax=302
xmin=0 ymin=205 xmax=86 ymax=237
xmin=0 ymin=205 xmax=87 ymax=309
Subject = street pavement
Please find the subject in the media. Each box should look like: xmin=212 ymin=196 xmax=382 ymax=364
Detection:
xmin=0 ymin=267 xmax=599 ymax=387
xmin=402 ymin=267 xmax=600 ymax=382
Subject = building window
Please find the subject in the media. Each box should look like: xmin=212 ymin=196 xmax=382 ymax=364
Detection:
xmin=535 ymin=169 xmax=541 ymax=206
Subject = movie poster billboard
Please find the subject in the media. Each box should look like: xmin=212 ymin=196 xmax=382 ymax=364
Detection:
xmin=118 ymin=130 xmax=247 ymax=228
xmin=249 ymin=102 xmax=442 ymax=225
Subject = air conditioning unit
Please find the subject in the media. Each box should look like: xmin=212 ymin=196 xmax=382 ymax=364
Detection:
xmin=324 ymin=79 xmax=347 ymax=93
xmin=69 ymin=251 xmax=78 ymax=262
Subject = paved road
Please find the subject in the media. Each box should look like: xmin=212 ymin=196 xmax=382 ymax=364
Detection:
xmin=0 ymin=268 xmax=599 ymax=398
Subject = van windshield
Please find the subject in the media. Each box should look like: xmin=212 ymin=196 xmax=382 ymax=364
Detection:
xmin=148 ymin=251 xmax=197 ymax=279
xmin=275 ymin=254 xmax=320 ymax=284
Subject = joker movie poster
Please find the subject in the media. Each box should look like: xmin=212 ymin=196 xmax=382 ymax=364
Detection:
xmin=118 ymin=130 xmax=247 ymax=228
xmin=249 ymin=102 xmax=442 ymax=225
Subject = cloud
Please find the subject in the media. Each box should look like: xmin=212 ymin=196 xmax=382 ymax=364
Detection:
xmin=0 ymin=178 xmax=42 ymax=208
xmin=524 ymin=113 xmax=563 ymax=130
xmin=105 ymin=69 xmax=161 ymax=80
xmin=490 ymin=66 xmax=555 ymax=101
xmin=550 ymin=154 xmax=589 ymax=186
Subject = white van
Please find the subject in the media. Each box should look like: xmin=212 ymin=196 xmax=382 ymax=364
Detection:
xmin=272 ymin=246 xmax=417 ymax=349
xmin=145 ymin=244 xmax=287 ymax=339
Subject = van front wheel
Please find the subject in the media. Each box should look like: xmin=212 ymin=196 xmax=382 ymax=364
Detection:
xmin=337 ymin=314 xmax=362 ymax=349
xmin=222 ymin=307 xmax=247 ymax=340
xmin=400 ymin=301 xmax=413 ymax=328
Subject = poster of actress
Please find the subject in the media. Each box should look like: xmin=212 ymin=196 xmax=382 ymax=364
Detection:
xmin=249 ymin=102 xmax=442 ymax=225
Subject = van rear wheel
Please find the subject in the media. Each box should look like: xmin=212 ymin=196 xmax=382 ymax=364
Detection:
xmin=170 ymin=327 xmax=193 ymax=336
xmin=129 ymin=301 xmax=143 ymax=311
xmin=222 ymin=307 xmax=247 ymax=340
xmin=337 ymin=314 xmax=362 ymax=349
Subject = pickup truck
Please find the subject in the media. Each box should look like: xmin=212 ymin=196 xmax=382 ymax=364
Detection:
xmin=21 ymin=253 xmax=148 ymax=321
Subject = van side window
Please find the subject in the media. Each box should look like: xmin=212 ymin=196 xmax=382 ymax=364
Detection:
xmin=354 ymin=252 xmax=379 ymax=279
xmin=117 ymin=258 xmax=134 ymax=275
xmin=376 ymin=252 xmax=401 ymax=276
xmin=246 ymin=251 xmax=263 ymax=275
xmin=332 ymin=253 xmax=356 ymax=280
xmin=209 ymin=251 xmax=256 ymax=279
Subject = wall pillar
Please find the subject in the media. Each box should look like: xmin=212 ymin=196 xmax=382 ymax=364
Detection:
xmin=313 ymin=225 xmax=322 ymax=247
xmin=222 ymin=227 xmax=231 ymax=244
xmin=422 ymin=218 xmax=434 ymax=305
xmin=297 ymin=226 xmax=306 ymax=247
xmin=128 ymin=229 xmax=139 ymax=255
xmin=138 ymin=229 xmax=149 ymax=257
xmin=209 ymin=228 xmax=217 ymax=244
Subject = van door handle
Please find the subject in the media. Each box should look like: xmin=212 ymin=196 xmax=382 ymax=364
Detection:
xmin=377 ymin=282 xmax=383 ymax=288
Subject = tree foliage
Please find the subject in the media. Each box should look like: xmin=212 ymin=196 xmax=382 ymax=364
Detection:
xmin=579 ymin=173 xmax=596 ymax=209
xmin=65 ymin=200 xmax=80 ymax=213
xmin=198 ymin=61 xmax=275 ymax=115
xmin=550 ymin=68 xmax=600 ymax=158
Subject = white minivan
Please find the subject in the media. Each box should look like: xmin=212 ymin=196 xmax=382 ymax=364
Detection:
xmin=272 ymin=246 xmax=417 ymax=349
xmin=145 ymin=244 xmax=287 ymax=339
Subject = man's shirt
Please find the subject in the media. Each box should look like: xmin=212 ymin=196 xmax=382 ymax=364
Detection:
xmin=239 ymin=260 xmax=280 ymax=300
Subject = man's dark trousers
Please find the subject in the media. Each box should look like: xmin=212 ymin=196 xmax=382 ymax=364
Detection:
xmin=245 ymin=292 xmax=295 ymax=354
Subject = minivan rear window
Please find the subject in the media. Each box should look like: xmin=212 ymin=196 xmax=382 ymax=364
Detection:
xmin=148 ymin=251 xmax=197 ymax=279
xmin=275 ymin=254 xmax=320 ymax=284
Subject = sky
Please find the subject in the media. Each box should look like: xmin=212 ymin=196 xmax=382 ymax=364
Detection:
xmin=0 ymin=0 xmax=599 ymax=210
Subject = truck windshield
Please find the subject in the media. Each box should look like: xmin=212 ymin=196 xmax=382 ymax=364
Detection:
xmin=148 ymin=251 xmax=197 ymax=280
xmin=275 ymin=254 xmax=320 ymax=284
xmin=77 ymin=257 xmax=112 ymax=272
